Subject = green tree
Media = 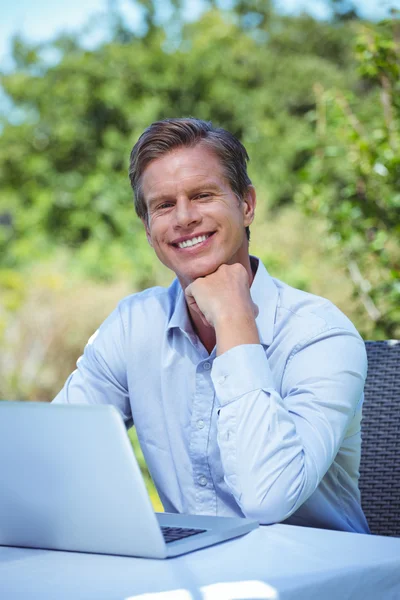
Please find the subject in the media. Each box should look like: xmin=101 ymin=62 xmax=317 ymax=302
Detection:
xmin=297 ymin=18 xmax=400 ymax=338
xmin=0 ymin=2 xmax=358 ymax=279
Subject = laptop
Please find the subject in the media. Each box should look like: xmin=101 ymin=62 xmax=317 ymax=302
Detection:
xmin=0 ymin=401 xmax=258 ymax=558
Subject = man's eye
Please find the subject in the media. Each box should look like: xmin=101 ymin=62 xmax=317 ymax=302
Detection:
xmin=158 ymin=202 xmax=173 ymax=210
xmin=195 ymin=193 xmax=212 ymax=200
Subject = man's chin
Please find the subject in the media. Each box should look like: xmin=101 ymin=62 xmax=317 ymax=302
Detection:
xmin=176 ymin=264 xmax=224 ymax=288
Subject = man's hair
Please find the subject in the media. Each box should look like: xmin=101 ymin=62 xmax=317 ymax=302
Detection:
xmin=128 ymin=117 xmax=252 ymax=240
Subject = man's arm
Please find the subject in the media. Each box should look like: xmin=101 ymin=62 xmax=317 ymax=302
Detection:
xmin=53 ymin=302 xmax=133 ymax=427
xmin=185 ymin=263 xmax=367 ymax=524
xmin=185 ymin=262 xmax=259 ymax=354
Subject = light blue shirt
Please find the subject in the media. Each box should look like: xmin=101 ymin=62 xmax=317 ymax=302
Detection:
xmin=53 ymin=257 xmax=370 ymax=533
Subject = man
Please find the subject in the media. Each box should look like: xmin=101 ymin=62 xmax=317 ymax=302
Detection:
xmin=54 ymin=117 xmax=370 ymax=533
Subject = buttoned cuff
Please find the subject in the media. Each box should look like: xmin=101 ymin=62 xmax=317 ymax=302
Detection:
xmin=211 ymin=344 xmax=275 ymax=407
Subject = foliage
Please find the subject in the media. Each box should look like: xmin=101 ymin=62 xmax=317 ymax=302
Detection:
xmin=128 ymin=427 xmax=163 ymax=510
xmin=0 ymin=263 xmax=132 ymax=400
xmin=0 ymin=2 xmax=358 ymax=281
xmin=296 ymin=18 xmax=400 ymax=338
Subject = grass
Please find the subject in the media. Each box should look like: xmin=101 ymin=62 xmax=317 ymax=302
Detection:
xmin=128 ymin=427 xmax=164 ymax=512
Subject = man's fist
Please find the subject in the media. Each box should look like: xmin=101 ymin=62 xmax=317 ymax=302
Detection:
xmin=185 ymin=263 xmax=260 ymax=355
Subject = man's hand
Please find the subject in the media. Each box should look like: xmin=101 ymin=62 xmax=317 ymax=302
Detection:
xmin=185 ymin=263 xmax=260 ymax=355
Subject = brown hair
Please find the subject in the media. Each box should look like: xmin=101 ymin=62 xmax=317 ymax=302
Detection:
xmin=128 ymin=118 xmax=252 ymax=240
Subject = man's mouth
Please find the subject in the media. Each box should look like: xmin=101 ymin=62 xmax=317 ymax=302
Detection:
xmin=174 ymin=233 xmax=213 ymax=249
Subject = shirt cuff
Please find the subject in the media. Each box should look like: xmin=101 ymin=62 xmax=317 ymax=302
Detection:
xmin=211 ymin=344 xmax=276 ymax=407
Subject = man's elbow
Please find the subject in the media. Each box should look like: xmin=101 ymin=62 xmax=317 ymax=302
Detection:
xmin=238 ymin=480 xmax=308 ymax=524
xmin=239 ymin=496 xmax=295 ymax=524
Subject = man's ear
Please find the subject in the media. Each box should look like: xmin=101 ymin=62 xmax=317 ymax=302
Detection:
xmin=141 ymin=218 xmax=153 ymax=247
xmin=243 ymin=186 xmax=256 ymax=227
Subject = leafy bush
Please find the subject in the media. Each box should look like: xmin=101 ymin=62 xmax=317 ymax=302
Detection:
xmin=297 ymin=19 xmax=400 ymax=337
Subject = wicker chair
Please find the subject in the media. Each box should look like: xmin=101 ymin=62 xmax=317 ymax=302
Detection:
xmin=359 ymin=340 xmax=400 ymax=537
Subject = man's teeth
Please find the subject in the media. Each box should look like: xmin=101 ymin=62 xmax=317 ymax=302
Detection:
xmin=178 ymin=234 xmax=209 ymax=249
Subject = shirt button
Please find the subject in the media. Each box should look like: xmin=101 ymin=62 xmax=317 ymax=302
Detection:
xmin=197 ymin=419 xmax=205 ymax=430
xmin=198 ymin=476 xmax=207 ymax=487
xmin=203 ymin=362 xmax=211 ymax=370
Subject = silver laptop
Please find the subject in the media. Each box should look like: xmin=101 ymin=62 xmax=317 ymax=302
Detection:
xmin=0 ymin=401 xmax=258 ymax=558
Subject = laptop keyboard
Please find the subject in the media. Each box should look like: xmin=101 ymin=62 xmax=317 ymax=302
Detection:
xmin=161 ymin=526 xmax=206 ymax=544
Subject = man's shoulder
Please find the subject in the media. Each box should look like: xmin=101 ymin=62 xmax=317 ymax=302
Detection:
xmin=116 ymin=279 xmax=180 ymax=322
xmin=272 ymin=277 xmax=360 ymax=339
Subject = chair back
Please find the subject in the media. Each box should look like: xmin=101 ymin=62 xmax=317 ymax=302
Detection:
xmin=360 ymin=340 xmax=400 ymax=536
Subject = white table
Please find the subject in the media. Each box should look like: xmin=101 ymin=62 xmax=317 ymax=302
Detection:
xmin=1 ymin=524 xmax=400 ymax=600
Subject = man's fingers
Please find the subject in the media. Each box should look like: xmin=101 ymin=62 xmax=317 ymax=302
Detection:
xmin=185 ymin=266 xmax=256 ymax=329
xmin=253 ymin=301 xmax=259 ymax=319
xmin=185 ymin=287 xmax=211 ymax=327
xmin=190 ymin=300 xmax=211 ymax=327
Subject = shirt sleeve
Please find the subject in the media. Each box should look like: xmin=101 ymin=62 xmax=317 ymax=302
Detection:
xmin=52 ymin=302 xmax=133 ymax=427
xmin=211 ymin=329 xmax=367 ymax=524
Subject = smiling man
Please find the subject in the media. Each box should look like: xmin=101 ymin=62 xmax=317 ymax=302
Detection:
xmin=137 ymin=139 xmax=258 ymax=356
xmin=54 ymin=118 xmax=370 ymax=533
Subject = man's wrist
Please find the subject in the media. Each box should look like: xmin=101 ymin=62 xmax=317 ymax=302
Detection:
xmin=215 ymin=311 xmax=260 ymax=356
xmin=214 ymin=308 xmax=256 ymax=329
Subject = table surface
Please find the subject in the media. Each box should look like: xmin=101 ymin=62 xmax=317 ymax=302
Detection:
xmin=1 ymin=524 xmax=400 ymax=600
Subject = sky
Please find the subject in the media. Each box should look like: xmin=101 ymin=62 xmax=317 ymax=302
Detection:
xmin=0 ymin=0 xmax=399 ymax=68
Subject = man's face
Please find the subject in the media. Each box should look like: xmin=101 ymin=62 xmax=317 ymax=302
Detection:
xmin=141 ymin=144 xmax=256 ymax=288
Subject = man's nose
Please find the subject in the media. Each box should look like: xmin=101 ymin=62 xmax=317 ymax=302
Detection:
xmin=174 ymin=198 xmax=201 ymax=228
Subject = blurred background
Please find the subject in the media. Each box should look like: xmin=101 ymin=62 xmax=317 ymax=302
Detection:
xmin=1 ymin=0 xmax=399 ymax=507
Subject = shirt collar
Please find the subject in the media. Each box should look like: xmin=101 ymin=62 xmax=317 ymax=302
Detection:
xmin=166 ymin=256 xmax=279 ymax=346
xmin=250 ymin=257 xmax=278 ymax=347
xmin=167 ymin=279 xmax=194 ymax=337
